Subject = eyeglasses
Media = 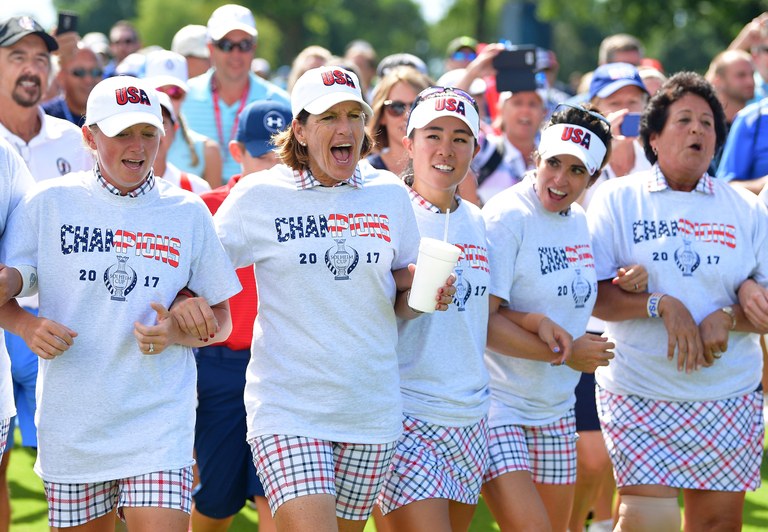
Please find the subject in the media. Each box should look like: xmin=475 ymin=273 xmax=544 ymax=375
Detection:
xmin=111 ymin=38 xmax=136 ymax=46
xmin=413 ymin=86 xmax=479 ymax=113
xmin=554 ymin=102 xmax=612 ymax=134
xmin=451 ymin=51 xmax=477 ymax=62
xmin=214 ymin=39 xmax=255 ymax=53
xmin=158 ymin=85 xmax=186 ymax=100
xmin=383 ymin=100 xmax=413 ymax=117
xmin=70 ymin=67 xmax=104 ymax=79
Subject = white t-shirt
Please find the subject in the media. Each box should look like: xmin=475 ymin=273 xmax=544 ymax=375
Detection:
xmin=397 ymin=196 xmax=490 ymax=427
xmin=1 ymin=172 xmax=240 ymax=482
xmin=0 ymin=139 xmax=35 ymax=421
xmin=588 ymin=167 xmax=768 ymax=402
xmin=0 ymin=109 xmax=93 ymax=181
xmin=215 ymin=163 xmax=420 ymax=444
xmin=160 ymin=162 xmax=211 ymax=195
xmin=482 ymin=177 xmax=597 ymax=426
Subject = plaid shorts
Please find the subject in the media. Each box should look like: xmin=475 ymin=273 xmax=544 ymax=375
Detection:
xmin=597 ymin=386 xmax=764 ymax=492
xmin=377 ymin=415 xmax=488 ymax=514
xmin=249 ymin=434 xmax=397 ymax=520
xmin=484 ymin=409 xmax=577 ymax=485
xmin=0 ymin=417 xmax=9 ymax=460
xmin=44 ymin=467 xmax=193 ymax=528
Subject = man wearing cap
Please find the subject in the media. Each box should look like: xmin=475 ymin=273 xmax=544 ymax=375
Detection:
xmin=445 ymin=35 xmax=478 ymax=71
xmin=0 ymin=16 xmax=93 ymax=180
xmin=580 ymin=62 xmax=651 ymax=208
xmin=192 ymin=99 xmax=290 ymax=532
xmin=172 ymin=25 xmax=211 ymax=79
xmin=183 ymin=4 xmax=289 ymax=182
xmin=43 ymin=42 xmax=104 ymax=127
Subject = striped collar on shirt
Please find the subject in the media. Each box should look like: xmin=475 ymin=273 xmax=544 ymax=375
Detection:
xmin=646 ymin=164 xmax=715 ymax=195
xmin=95 ymin=164 xmax=155 ymax=198
xmin=406 ymin=185 xmax=460 ymax=214
xmin=293 ymin=166 xmax=363 ymax=190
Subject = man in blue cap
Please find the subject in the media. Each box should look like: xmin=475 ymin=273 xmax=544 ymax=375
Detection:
xmin=193 ymin=100 xmax=291 ymax=532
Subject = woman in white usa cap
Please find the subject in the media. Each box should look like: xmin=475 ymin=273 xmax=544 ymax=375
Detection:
xmin=0 ymin=75 xmax=240 ymax=531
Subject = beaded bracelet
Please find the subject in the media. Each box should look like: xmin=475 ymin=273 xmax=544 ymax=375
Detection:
xmin=647 ymin=292 xmax=665 ymax=318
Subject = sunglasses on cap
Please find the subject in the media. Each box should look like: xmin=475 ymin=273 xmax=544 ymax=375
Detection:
xmin=214 ymin=38 xmax=255 ymax=53
xmin=158 ymin=86 xmax=186 ymax=100
xmin=70 ymin=67 xmax=104 ymax=79
xmin=413 ymin=86 xmax=479 ymax=113
xmin=554 ymin=102 xmax=612 ymax=134
xmin=383 ymin=100 xmax=413 ymax=117
xmin=451 ymin=51 xmax=477 ymax=62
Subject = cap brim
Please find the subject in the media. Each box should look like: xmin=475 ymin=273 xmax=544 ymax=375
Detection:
xmin=93 ymin=112 xmax=165 ymax=138
xmin=406 ymin=103 xmax=480 ymax=139
xmin=596 ymin=79 xmax=648 ymax=99
xmin=149 ymin=75 xmax=188 ymax=93
xmin=5 ymin=30 xmax=59 ymax=52
xmin=300 ymin=93 xmax=373 ymax=119
xmin=208 ymin=25 xmax=257 ymax=42
xmin=243 ymin=139 xmax=273 ymax=158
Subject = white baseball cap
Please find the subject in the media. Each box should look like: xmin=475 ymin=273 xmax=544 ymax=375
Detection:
xmin=537 ymin=123 xmax=607 ymax=176
xmin=291 ymin=66 xmax=373 ymax=119
xmin=172 ymin=24 xmax=210 ymax=59
xmin=406 ymin=89 xmax=480 ymax=138
xmin=85 ymin=76 xmax=164 ymax=138
xmin=145 ymin=49 xmax=188 ymax=92
xmin=207 ymin=4 xmax=257 ymax=42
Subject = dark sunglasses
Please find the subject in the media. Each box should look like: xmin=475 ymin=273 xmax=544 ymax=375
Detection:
xmin=554 ymin=102 xmax=612 ymax=134
xmin=158 ymin=86 xmax=186 ymax=100
xmin=451 ymin=51 xmax=477 ymax=62
xmin=214 ymin=38 xmax=255 ymax=53
xmin=70 ymin=67 xmax=104 ymax=79
xmin=413 ymin=86 xmax=479 ymax=113
xmin=111 ymin=38 xmax=136 ymax=46
xmin=383 ymin=100 xmax=413 ymax=117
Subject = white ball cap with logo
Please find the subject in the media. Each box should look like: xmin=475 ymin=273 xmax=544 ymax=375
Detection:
xmin=85 ymin=76 xmax=164 ymax=138
xmin=291 ymin=66 xmax=373 ymax=119
xmin=538 ymin=123 xmax=607 ymax=176
xmin=406 ymin=91 xmax=480 ymax=138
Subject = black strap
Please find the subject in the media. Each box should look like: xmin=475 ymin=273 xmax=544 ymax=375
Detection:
xmin=476 ymin=140 xmax=504 ymax=187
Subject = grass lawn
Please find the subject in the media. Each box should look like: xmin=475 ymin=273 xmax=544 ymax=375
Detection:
xmin=6 ymin=430 xmax=768 ymax=531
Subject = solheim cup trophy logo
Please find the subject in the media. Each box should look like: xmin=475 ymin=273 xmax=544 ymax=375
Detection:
xmin=104 ymin=255 xmax=137 ymax=301
xmin=325 ymin=239 xmax=359 ymax=280
xmin=454 ymin=268 xmax=471 ymax=311
xmin=571 ymin=260 xmax=591 ymax=309
xmin=674 ymin=238 xmax=700 ymax=277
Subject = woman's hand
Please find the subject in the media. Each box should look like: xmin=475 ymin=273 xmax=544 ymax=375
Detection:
xmin=698 ymin=309 xmax=732 ymax=366
xmin=20 ymin=316 xmax=77 ymax=360
xmin=738 ymin=279 xmax=768 ymax=331
xmin=133 ymin=302 xmax=179 ymax=355
xmin=170 ymin=296 xmax=220 ymax=341
xmin=565 ymin=333 xmax=615 ymax=372
xmin=657 ymin=295 xmax=704 ymax=372
xmin=535 ymin=317 xmax=573 ymax=365
xmin=613 ymin=264 xmax=648 ymax=293
xmin=0 ymin=264 xmax=22 ymax=308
